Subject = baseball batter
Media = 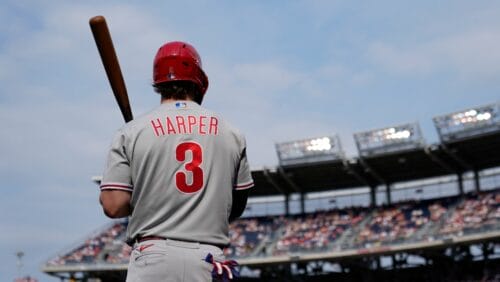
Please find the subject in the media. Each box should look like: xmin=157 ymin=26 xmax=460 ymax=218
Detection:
xmin=99 ymin=41 xmax=254 ymax=281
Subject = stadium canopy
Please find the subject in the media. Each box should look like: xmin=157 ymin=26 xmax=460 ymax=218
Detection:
xmin=250 ymin=102 xmax=500 ymax=198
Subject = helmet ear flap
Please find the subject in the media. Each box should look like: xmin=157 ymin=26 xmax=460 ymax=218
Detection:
xmin=153 ymin=41 xmax=209 ymax=95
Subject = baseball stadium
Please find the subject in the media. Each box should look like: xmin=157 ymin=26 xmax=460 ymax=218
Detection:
xmin=41 ymin=102 xmax=500 ymax=281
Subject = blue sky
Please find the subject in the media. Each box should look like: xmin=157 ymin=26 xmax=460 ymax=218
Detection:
xmin=1 ymin=1 xmax=499 ymax=280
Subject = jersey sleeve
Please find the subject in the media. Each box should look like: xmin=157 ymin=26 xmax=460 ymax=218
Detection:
xmin=233 ymin=138 xmax=254 ymax=191
xmin=100 ymin=129 xmax=133 ymax=192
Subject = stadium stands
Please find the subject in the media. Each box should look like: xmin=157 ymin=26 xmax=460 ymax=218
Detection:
xmin=45 ymin=188 xmax=500 ymax=267
xmin=225 ymin=216 xmax=285 ymax=258
xmin=354 ymin=198 xmax=454 ymax=247
xmin=47 ymin=220 xmax=127 ymax=266
xmin=273 ymin=208 xmax=365 ymax=255
xmin=438 ymin=190 xmax=500 ymax=238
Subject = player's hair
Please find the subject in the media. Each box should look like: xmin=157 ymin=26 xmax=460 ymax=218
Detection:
xmin=153 ymin=81 xmax=203 ymax=104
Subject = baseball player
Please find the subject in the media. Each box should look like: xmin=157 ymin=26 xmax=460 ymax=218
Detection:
xmin=99 ymin=41 xmax=254 ymax=281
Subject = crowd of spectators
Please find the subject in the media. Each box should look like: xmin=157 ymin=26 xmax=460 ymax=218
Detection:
xmin=47 ymin=221 xmax=127 ymax=266
xmin=274 ymin=208 xmax=364 ymax=254
xmin=355 ymin=200 xmax=448 ymax=247
xmin=103 ymin=242 xmax=132 ymax=264
xmin=439 ymin=191 xmax=500 ymax=237
xmin=224 ymin=216 xmax=284 ymax=258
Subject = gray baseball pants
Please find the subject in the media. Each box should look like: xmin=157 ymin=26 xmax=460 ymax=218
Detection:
xmin=126 ymin=239 xmax=225 ymax=282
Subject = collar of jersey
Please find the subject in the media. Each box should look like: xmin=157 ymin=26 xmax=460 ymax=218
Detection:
xmin=161 ymin=100 xmax=199 ymax=109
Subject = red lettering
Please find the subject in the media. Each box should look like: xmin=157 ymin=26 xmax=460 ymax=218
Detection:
xmin=166 ymin=117 xmax=177 ymax=134
xmin=188 ymin=115 xmax=196 ymax=134
xmin=199 ymin=116 xmax=207 ymax=135
xmin=176 ymin=116 xmax=187 ymax=134
xmin=153 ymin=115 xmax=218 ymax=136
xmin=209 ymin=117 xmax=218 ymax=135
xmin=151 ymin=119 xmax=165 ymax=136
xmin=175 ymin=142 xmax=204 ymax=193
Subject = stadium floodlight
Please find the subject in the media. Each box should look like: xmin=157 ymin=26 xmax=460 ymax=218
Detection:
xmin=275 ymin=135 xmax=344 ymax=166
xmin=354 ymin=123 xmax=424 ymax=157
xmin=433 ymin=103 xmax=500 ymax=142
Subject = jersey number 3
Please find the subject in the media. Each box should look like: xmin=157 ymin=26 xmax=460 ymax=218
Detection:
xmin=175 ymin=142 xmax=204 ymax=193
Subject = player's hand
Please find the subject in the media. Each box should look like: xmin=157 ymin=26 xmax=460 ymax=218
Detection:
xmin=205 ymin=253 xmax=239 ymax=281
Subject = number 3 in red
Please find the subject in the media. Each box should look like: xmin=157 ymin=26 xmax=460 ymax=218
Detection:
xmin=175 ymin=142 xmax=204 ymax=193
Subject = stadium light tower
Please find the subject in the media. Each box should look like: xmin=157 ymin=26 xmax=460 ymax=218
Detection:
xmin=16 ymin=251 xmax=24 ymax=279
xmin=354 ymin=123 xmax=425 ymax=157
xmin=433 ymin=103 xmax=500 ymax=142
xmin=275 ymin=135 xmax=344 ymax=166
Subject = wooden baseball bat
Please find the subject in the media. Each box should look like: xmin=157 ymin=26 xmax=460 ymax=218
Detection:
xmin=89 ymin=15 xmax=133 ymax=122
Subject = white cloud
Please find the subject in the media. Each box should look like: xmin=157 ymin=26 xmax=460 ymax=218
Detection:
xmin=296 ymin=0 xmax=344 ymax=28
xmin=205 ymin=60 xmax=300 ymax=116
xmin=436 ymin=29 xmax=500 ymax=77
xmin=368 ymin=42 xmax=434 ymax=74
xmin=232 ymin=62 xmax=304 ymax=93
xmin=368 ymin=28 xmax=500 ymax=79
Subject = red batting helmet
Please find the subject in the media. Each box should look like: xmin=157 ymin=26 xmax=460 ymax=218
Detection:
xmin=153 ymin=41 xmax=209 ymax=95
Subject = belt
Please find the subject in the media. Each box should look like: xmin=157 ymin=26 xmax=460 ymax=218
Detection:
xmin=134 ymin=236 xmax=227 ymax=249
xmin=136 ymin=236 xmax=166 ymax=243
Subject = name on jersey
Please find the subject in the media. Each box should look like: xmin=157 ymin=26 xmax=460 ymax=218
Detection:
xmin=150 ymin=115 xmax=219 ymax=136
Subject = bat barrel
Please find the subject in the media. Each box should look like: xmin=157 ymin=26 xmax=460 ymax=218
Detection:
xmin=89 ymin=16 xmax=133 ymax=122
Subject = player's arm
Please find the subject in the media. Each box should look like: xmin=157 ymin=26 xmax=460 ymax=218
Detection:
xmin=229 ymin=189 xmax=249 ymax=222
xmin=100 ymin=190 xmax=132 ymax=218
xmin=100 ymin=130 xmax=133 ymax=218
xmin=230 ymin=145 xmax=253 ymax=222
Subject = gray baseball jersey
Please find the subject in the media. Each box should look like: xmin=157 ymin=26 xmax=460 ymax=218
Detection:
xmin=100 ymin=101 xmax=254 ymax=246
